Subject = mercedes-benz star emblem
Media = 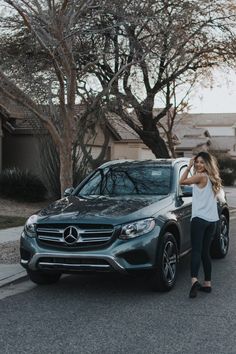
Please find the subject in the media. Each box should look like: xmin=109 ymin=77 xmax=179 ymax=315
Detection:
xmin=63 ymin=226 xmax=79 ymax=245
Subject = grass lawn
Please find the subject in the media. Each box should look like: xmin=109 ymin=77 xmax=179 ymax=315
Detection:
xmin=0 ymin=215 xmax=26 ymax=229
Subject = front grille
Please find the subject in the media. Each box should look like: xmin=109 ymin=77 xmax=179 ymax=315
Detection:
xmin=36 ymin=223 xmax=115 ymax=249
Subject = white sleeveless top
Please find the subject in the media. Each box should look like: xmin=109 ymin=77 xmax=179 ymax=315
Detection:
xmin=192 ymin=175 xmax=219 ymax=222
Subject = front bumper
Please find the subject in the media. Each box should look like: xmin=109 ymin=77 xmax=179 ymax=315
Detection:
xmin=20 ymin=225 xmax=161 ymax=274
xmin=21 ymin=250 xmax=126 ymax=273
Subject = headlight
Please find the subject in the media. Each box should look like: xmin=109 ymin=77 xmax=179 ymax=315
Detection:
xmin=24 ymin=214 xmax=38 ymax=237
xmin=119 ymin=218 xmax=155 ymax=240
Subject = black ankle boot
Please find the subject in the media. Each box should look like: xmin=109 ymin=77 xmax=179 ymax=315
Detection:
xmin=189 ymin=281 xmax=201 ymax=298
xmin=199 ymin=286 xmax=212 ymax=293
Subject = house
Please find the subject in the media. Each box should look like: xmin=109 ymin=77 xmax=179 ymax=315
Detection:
xmin=0 ymin=102 xmax=155 ymax=180
xmin=108 ymin=113 xmax=155 ymax=160
xmin=176 ymin=113 xmax=236 ymax=159
xmin=1 ymin=96 xmax=236 ymax=182
xmin=156 ymin=111 xmax=236 ymax=159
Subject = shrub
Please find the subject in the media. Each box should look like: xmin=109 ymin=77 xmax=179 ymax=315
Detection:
xmin=0 ymin=168 xmax=47 ymax=202
xmin=218 ymin=158 xmax=236 ymax=186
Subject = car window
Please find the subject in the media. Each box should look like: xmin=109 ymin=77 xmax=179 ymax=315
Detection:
xmin=179 ymin=165 xmax=193 ymax=194
xmin=179 ymin=165 xmax=193 ymax=180
xmin=78 ymin=171 xmax=103 ymax=196
xmin=78 ymin=164 xmax=172 ymax=196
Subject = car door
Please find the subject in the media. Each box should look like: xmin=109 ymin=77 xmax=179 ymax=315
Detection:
xmin=176 ymin=165 xmax=192 ymax=252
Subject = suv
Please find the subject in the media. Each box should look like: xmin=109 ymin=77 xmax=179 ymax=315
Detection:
xmin=20 ymin=159 xmax=230 ymax=291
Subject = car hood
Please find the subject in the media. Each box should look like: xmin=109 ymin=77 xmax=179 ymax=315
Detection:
xmin=37 ymin=195 xmax=172 ymax=225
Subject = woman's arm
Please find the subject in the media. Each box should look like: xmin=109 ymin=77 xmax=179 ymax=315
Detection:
xmin=179 ymin=157 xmax=204 ymax=186
xmin=179 ymin=172 xmax=203 ymax=185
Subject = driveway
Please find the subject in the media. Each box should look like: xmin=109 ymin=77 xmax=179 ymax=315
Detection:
xmin=0 ymin=219 xmax=236 ymax=353
xmin=224 ymin=186 xmax=236 ymax=209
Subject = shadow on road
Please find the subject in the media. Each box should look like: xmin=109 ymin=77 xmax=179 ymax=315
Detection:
xmin=30 ymin=253 xmax=192 ymax=298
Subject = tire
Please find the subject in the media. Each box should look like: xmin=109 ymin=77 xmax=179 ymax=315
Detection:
xmin=150 ymin=232 xmax=178 ymax=292
xmin=210 ymin=214 xmax=229 ymax=259
xmin=27 ymin=269 xmax=61 ymax=285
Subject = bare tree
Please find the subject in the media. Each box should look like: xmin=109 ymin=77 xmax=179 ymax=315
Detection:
xmin=0 ymin=0 xmax=142 ymax=195
xmin=84 ymin=0 xmax=236 ymax=157
xmin=157 ymin=71 xmax=198 ymax=157
xmin=1 ymin=0 xmax=235 ymax=187
xmin=0 ymin=0 xmax=101 ymax=196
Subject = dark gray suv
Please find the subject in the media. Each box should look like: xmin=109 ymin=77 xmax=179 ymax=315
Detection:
xmin=20 ymin=158 xmax=230 ymax=291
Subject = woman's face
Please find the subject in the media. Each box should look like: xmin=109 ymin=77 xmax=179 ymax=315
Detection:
xmin=194 ymin=156 xmax=206 ymax=173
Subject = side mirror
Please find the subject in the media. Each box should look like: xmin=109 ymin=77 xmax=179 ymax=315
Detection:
xmin=63 ymin=187 xmax=74 ymax=197
xmin=180 ymin=185 xmax=192 ymax=197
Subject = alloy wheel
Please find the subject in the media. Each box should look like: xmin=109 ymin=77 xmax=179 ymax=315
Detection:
xmin=162 ymin=240 xmax=177 ymax=284
xmin=220 ymin=216 xmax=229 ymax=255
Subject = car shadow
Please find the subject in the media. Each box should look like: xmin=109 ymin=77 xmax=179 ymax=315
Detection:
xmin=31 ymin=253 xmax=192 ymax=297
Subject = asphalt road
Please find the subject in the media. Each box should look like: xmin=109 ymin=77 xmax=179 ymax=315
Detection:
xmin=1 ymin=218 xmax=236 ymax=354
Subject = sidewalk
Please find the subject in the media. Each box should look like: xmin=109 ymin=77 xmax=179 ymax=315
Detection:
xmin=0 ymin=226 xmax=23 ymax=243
xmin=0 ymin=264 xmax=27 ymax=287
xmin=0 ymin=190 xmax=236 ymax=289
xmin=0 ymin=226 xmax=28 ymax=288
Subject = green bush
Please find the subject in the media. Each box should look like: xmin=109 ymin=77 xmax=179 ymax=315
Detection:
xmin=0 ymin=168 xmax=47 ymax=202
xmin=218 ymin=158 xmax=236 ymax=186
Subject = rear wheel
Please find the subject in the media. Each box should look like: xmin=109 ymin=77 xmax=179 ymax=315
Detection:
xmin=27 ymin=269 xmax=61 ymax=285
xmin=211 ymin=214 xmax=229 ymax=259
xmin=150 ymin=232 xmax=178 ymax=292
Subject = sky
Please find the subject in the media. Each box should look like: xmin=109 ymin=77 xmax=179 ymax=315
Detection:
xmin=188 ymin=69 xmax=236 ymax=114
xmin=0 ymin=2 xmax=235 ymax=115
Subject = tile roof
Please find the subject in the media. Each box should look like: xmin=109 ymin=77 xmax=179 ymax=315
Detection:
xmin=107 ymin=112 xmax=139 ymax=140
xmin=178 ymin=113 xmax=236 ymax=127
xmin=0 ymin=100 xmax=42 ymax=132
xmin=175 ymin=137 xmax=210 ymax=149
xmin=210 ymin=136 xmax=236 ymax=151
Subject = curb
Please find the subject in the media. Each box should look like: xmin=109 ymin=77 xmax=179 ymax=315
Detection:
xmin=0 ymin=269 xmax=28 ymax=289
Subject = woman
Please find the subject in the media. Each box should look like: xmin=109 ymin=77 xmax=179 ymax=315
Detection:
xmin=179 ymin=151 xmax=222 ymax=298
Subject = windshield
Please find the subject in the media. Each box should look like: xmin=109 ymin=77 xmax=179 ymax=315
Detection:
xmin=77 ymin=164 xmax=171 ymax=197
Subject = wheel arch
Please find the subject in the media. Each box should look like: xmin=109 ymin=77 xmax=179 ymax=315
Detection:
xmin=210 ymin=206 xmax=230 ymax=259
xmin=159 ymin=221 xmax=181 ymax=253
xmin=221 ymin=207 xmax=230 ymax=224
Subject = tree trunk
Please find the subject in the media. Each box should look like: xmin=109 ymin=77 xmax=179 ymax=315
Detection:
xmin=59 ymin=142 xmax=73 ymax=197
xmin=139 ymin=130 xmax=170 ymax=158
xmin=166 ymin=131 xmax=176 ymax=158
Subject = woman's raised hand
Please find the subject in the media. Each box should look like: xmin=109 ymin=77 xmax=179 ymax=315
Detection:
xmin=188 ymin=157 xmax=195 ymax=169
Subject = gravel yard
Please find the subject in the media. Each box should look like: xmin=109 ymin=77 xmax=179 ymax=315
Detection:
xmin=0 ymin=197 xmax=51 ymax=218
xmin=0 ymin=241 xmax=20 ymax=264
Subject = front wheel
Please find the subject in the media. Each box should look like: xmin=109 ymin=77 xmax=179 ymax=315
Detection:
xmin=210 ymin=214 xmax=229 ymax=259
xmin=27 ymin=269 xmax=61 ymax=285
xmin=150 ymin=232 xmax=178 ymax=292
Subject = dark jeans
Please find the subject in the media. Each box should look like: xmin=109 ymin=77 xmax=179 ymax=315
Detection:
xmin=191 ymin=217 xmax=217 ymax=281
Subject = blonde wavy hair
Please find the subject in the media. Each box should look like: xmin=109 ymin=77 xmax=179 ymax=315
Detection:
xmin=194 ymin=151 xmax=222 ymax=195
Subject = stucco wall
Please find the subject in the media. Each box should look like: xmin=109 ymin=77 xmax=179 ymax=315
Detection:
xmin=111 ymin=142 xmax=155 ymax=160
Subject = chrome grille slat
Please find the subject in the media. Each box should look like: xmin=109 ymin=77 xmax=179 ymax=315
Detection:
xmin=38 ymin=236 xmax=111 ymax=243
xmin=80 ymin=237 xmax=111 ymax=243
xmin=38 ymin=236 xmax=64 ymax=242
xmin=37 ymin=228 xmax=63 ymax=234
xmin=80 ymin=230 xmax=113 ymax=234
xmin=38 ymin=262 xmax=110 ymax=269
